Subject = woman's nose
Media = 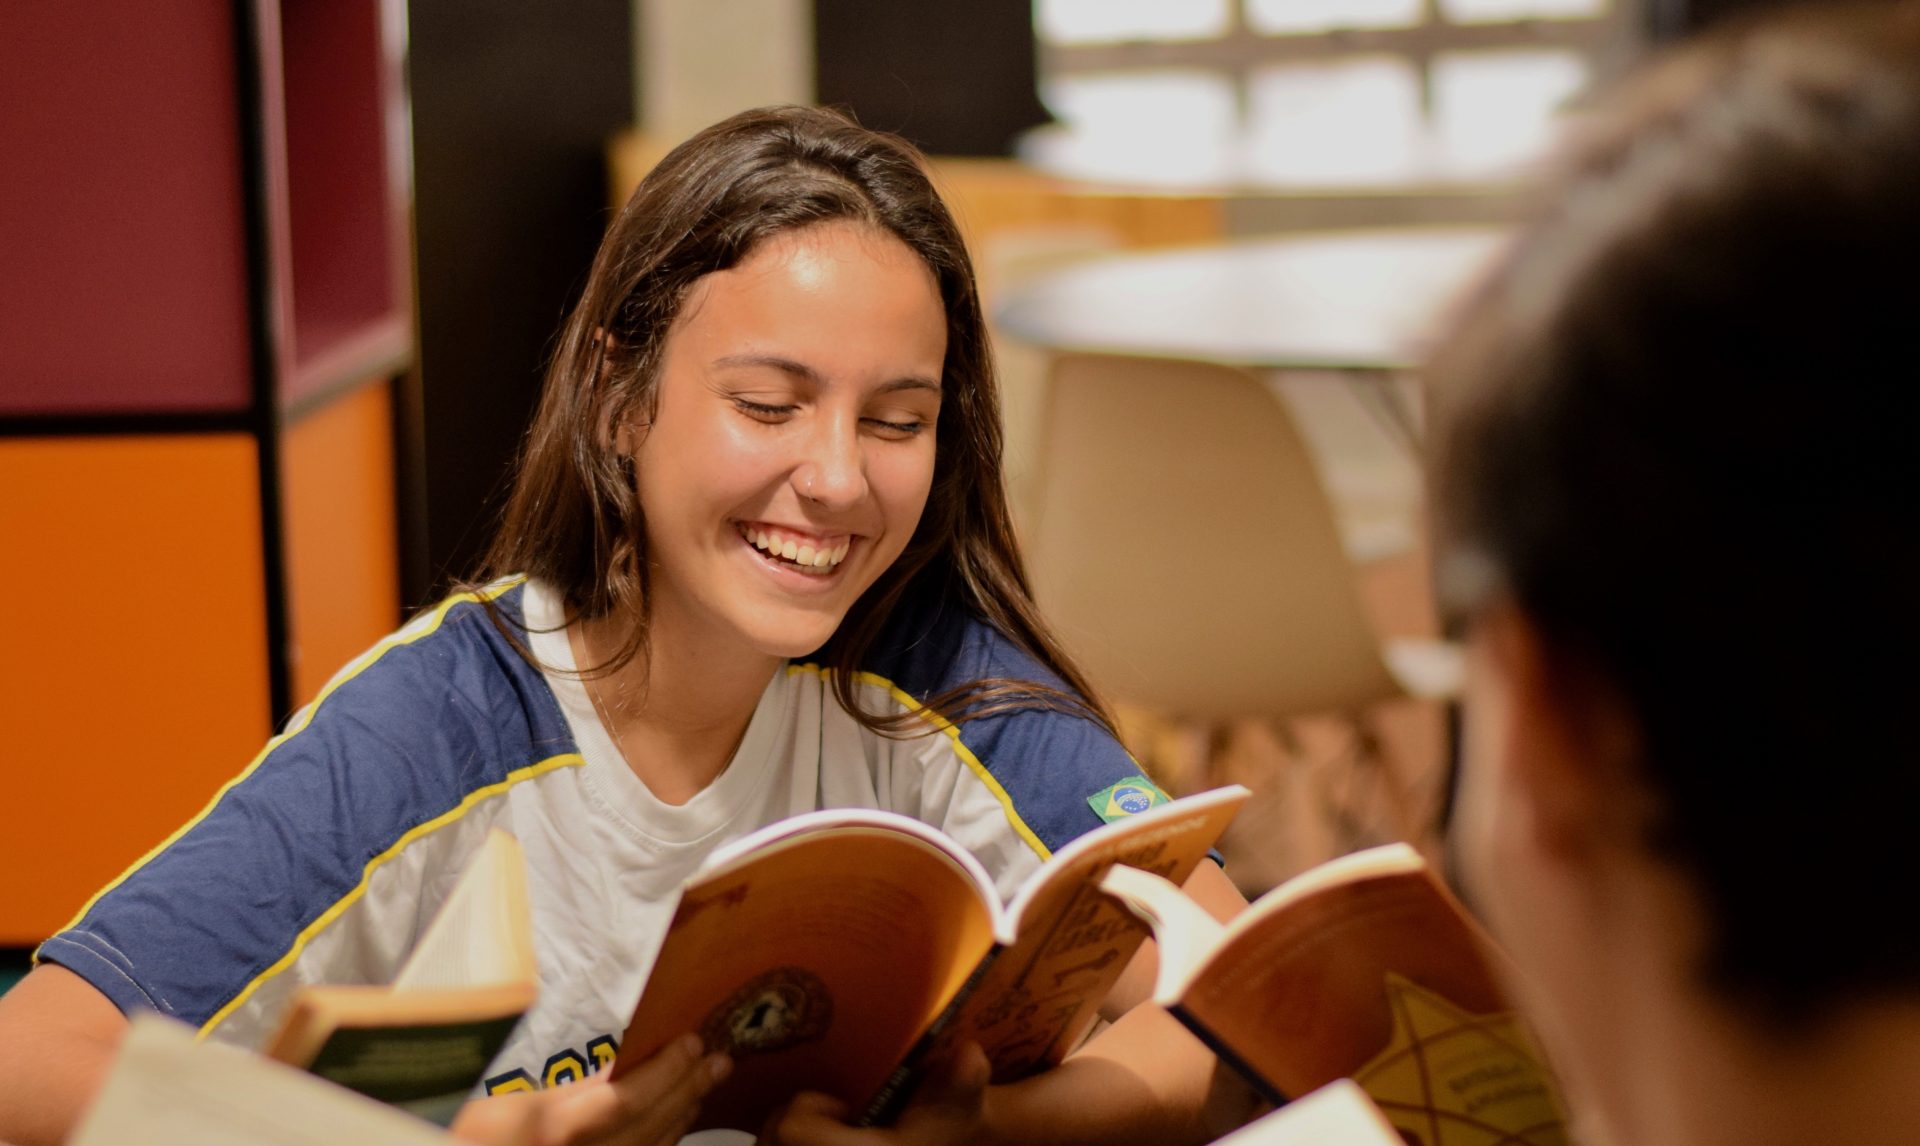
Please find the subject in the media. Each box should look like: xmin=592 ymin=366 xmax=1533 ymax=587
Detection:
xmin=791 ymin=419 xmax=866 ymax=508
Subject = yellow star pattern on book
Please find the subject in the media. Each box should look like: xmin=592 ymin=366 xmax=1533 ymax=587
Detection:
xmin=1352 ymin=974 xmax=1570 ymax=1146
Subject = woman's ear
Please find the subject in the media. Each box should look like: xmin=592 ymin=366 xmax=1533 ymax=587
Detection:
xmin=1475 ymin=601 xmax=1638 ymax=865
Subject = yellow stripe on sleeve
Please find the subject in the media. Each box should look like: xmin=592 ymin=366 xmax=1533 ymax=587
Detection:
xmin=39 ymin=577 xmax=529 ymax=954
xmin=197 ymin=750 xmax=584 ymax=1039
xmin=787 ymin=662 xmax=1052 ymax=861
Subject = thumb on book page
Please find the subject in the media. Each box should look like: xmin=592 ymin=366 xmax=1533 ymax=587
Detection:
xmin=450 ymin=1091 xmax=542 ymax=1146
xmin=911 ymin=1041 xmax=991 ymax=1120
xmin=879 ymin=1040 xmax=992 ymax=1145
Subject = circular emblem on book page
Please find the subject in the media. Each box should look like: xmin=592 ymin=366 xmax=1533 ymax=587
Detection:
xmin=701 ymin=967 xmax=834 ymax=1058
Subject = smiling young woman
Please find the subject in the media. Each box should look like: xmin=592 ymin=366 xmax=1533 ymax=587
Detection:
xmin=0 ymin=107 xmax=1244 ymax=1146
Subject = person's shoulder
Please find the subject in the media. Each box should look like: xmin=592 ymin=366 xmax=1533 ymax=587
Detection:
xmin=854 ymin=577 xmax=1065 ymax=703
xmin=274 ymin=577 xmax=575 ymax=782
xmin=34 ymin=579 xmax=581 ymax=1032
xmin=848 ymin=579 xmax=1142 ymax=855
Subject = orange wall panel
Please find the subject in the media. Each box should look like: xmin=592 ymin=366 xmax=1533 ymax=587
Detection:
xmin=281 ymin=380 xmax=400 ymax=707
xmin=0 ymin=435 xmax=272 ymax=945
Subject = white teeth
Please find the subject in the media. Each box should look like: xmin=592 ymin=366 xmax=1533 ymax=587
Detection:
xmin=741 ymin=526 xmax=850 ymax=571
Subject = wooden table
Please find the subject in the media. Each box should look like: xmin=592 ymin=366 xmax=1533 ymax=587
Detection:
xmin=991 ymin=226 xmax=1509 ymax=451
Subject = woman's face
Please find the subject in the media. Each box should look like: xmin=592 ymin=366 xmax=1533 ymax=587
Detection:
xmin=627 ymin=220 xmax=947 ymax=661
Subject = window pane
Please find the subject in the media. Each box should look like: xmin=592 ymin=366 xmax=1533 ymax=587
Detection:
xmin=1036 ymin=0 xmax=1231 ymax=44
xmin=1439 ymin=0 xmax=1604 ymax=24
xmin=1246 ymin=57 xmax=1424 ymax=184
xmin=1431 ymin=50 xmax=1589 ymax=175
xmin=1034 ymin=70 xmax=1240 ymax=184
xmin=1247 ymin=0 xmax=1421 ymax=34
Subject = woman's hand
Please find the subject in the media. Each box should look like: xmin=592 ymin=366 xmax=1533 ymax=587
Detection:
xmin=755 ymin=1043 xmax=991 ymax=1146
xmin=452 ymin=1034 xmax=731 ymax=1146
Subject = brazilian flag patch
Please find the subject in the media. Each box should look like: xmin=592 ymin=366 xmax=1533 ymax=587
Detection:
xmin=1088 ymin=775 xmax=1172 ymax=823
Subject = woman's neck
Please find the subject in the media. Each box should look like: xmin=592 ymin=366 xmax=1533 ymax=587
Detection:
xmin=570 ymin=607 xmax=782 ymax=806
xmin=1611 ymin=988 xmax=1920 ymax=1146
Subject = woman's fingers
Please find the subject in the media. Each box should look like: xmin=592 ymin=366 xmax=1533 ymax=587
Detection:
xmin=756 ymin=1091 xmax=854 ymax=1146
xmin=544 ymin=1034 xmax=732 ymax=1146
xmin=449 ymin=1091 xmax=544 ymax=1146
xmin=759 ymin=1044 xmax=993 ymax=1146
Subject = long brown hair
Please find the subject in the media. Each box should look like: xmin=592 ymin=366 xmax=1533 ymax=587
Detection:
xmin=476 ymin=105 xmax=1112 ymax=735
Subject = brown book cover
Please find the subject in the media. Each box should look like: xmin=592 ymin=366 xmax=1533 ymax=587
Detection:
xmin=613 ymin=785 xmax=1250 ymax=1132
xmin=1102 ymin=844 xmax=1570 ymax=1146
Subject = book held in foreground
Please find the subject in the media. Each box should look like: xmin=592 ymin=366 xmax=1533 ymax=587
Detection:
xmin=614 ymin=783 xmax=1249 ymax=1133
xmin=71 ymin=1012 xmax=456 ymax=1145
xmin=1214 ymin=1079 xmax=1406 ymax=1146
xmin=263 ymin=828 xmax=536 ymax=1125
xmin=1101 ymin=843 xmax=1570 ymax=1146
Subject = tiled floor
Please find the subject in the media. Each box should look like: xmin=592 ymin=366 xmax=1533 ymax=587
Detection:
xmin=1116 ymin=542 xmax=1449 ymax=897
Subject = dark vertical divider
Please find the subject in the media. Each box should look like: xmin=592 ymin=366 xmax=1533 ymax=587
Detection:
xmin=233 ymin=0 xmax=294 ymax=724
xmin=814 ymin=0 xmax=1048 ymax=157
xmin=406 ymin=0 xmax=634 ymax=605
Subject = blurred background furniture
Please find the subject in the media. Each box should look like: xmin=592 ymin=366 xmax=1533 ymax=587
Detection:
xmin=0 ymin=0 xmax=412 ymax=948
xmin=994 ymin=226 xmax=1507 ymax=447
xmin=1026 ymin=354 xmax=1460 ymax=891
xmin=997 ymin=226 xmax=1505 ymax=572
xmin=993 ymin=227 xmax=1505 ymax=376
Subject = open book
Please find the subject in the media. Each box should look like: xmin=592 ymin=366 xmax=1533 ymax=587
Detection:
xmin=263 ymin=828 xmax=536 ymax=1125
xmin=1101 ymin=843 xmax=1570 ymax=1146
xmin=1214 ymin=1079 xmax=1405 ymax=1146
xmin=613 ymin=783 xmax=1249 ymax=1132
xmin=71 ymin=1012 xmax=457 ymax=1145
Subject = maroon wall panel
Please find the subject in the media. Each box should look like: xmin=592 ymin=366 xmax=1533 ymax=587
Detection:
xmin=280 ymin=0 xmax=402 ymax=405
xmin=0 ymin=0 xmax=253 ymax=415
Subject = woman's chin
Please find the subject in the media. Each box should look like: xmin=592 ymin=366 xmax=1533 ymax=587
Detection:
xmin=740 ymin=615 xmax=847 ymax=663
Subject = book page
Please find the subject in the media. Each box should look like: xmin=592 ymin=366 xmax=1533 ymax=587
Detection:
xmin=71 ymin=1013 xmax=453 ymax=1146
xmin=937 ymin=785 xmax=1248 ymax=1082
xmin=617 ymin=824 xmax=998 ymax=1133
xmin=1098 ymin=863 xmax=1227 ymax=994
xmin=394 ymin=829 xmax=532 ymax=992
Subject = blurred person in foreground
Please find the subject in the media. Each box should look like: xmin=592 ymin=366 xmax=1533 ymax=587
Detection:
xmin=1428 ymin=4 xmax=1920 ymax=1145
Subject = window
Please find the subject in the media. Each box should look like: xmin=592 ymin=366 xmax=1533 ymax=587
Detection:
xmin=1029 ymin=0 xmax=1634 ymax=187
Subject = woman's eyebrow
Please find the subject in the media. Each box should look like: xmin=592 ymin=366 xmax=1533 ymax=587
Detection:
xmin=712 ymin=353 xmax=940 ymax=393
xmin=712 ymin=352 xmax=819 ymax=381
xmin=877 ymin=376 xmax=942 ymax=395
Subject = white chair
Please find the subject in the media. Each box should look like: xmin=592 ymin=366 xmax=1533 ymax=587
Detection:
xmin=1025 ymin=353 xmax=1458 ymax=859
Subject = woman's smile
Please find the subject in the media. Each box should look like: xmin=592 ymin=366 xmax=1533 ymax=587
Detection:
xmin=735 ymin=522 xmax=855 ymax=581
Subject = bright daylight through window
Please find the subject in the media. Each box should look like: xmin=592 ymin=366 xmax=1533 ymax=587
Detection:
xmin=1030 ymin=0 xmax=1631 ymax=186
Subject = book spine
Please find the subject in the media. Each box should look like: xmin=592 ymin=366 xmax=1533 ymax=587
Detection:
xmin=856 ymin=945 xmax=1006 ymax=1127
xmin=1169 ymin=1002 xmax=1290 ymax=1110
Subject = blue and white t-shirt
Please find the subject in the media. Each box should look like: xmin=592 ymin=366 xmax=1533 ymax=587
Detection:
xmin=39 ymin=576 xmax=1147 ymax=1093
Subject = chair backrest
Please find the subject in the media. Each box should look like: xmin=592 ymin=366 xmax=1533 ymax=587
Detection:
xmin=1026 ymin=353 xmax=1405 ymax=723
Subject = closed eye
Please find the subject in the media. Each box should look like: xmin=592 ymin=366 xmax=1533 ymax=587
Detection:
xmin=863 ymin=416 xmax=929 ymax=439
xmin=732 ymin=397 xmax=797 ymax=422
